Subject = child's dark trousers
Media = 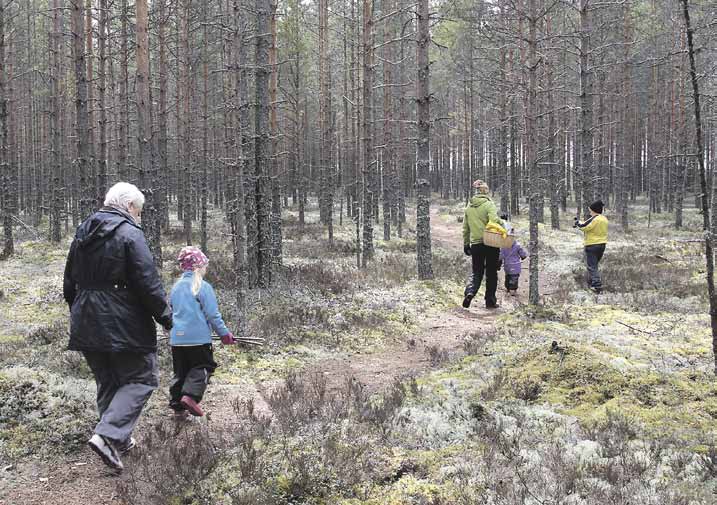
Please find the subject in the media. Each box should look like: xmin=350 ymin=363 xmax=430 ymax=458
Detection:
xmin=505 ymin=274 xmax=520 ymax=291
xmin=169 ymin=344 xmax=217 ymax=411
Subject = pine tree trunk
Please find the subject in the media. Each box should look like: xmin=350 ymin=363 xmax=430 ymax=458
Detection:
xmin=158 ymin=0 xmax=170 ymax=230
xmin=0 ymin=1 xmax=12 ymax=257
xmin=71 ymin=0 xmax=92 ymax=219
xmin=527 ymin=0 xmax=539 ymax=304
xmin=135 ymin=0 xmax=162 ymax=266
xmin=381 ymin=4 xmax=393 ymax=242
xmin=97 ymin=0 xmax=108 ymax=204
xmin=578 ymin=0 xmax=593 ymax=218
xmin=232 ymin=0 xmax=248 ymax=326
xmin=270 ymin=0 xmax=283 ymax=261
xmin=361 ymin=0 xmax=374 ymax=266
xmin=181 ymin=0 xmax=192 ymax=245
xmin=416 ymin=0 xmax=433 ymax=280
xmin=50 ymin=0 xmax=62 ymax=243
xmin=85 ymin=0 xmax=97 ymax=205
xmin=255 ymin=0 xmax=273 ymax=286
xmin=680 ymin=0 xmax=717 ymax=374
xmin=118 ymin=0 xmax=129 ymax=181
xmin=200 ymin=1 xmax=209 ymax=253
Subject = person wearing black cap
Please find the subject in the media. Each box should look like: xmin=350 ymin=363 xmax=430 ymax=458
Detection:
xmin=573 ymin=200 xmax=608 ymax=293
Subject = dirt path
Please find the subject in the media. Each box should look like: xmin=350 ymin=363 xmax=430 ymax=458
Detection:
xmin=2 ymin=207 xmax=514 ymax=505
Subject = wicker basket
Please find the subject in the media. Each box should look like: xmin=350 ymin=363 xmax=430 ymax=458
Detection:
xmin=483 ymin=230 xmax=514 ymax=249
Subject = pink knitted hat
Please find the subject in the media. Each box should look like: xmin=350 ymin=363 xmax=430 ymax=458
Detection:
xmin=178 ymin=246 xmax=209 ymax=272
xmin=472 ymin=179 xmax=490 ymax=193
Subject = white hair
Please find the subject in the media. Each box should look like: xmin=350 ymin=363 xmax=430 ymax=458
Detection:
xmin=104 ymin=182 xmax=145 ymax=212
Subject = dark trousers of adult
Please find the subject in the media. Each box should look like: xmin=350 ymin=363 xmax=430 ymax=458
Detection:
xmin=83 ymin=351 xmax=158 ymax=444
xmin=465 ymin=243 xmax=500 ymax=306
xmin=169 ymin=344 xmax=217 ymax=411
xmin=585 ymin=244 xmax=606 ymax=289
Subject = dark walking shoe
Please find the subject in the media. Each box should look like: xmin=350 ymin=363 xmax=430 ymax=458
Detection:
xmin=485 ymin=302 xmax=500 ymax=310
xmin=180 ymin=395 xmax=205 ymax=417
xmin=462 ymin=294 xmax=474 ymax=308
xmin=88 ymin=434 xmax=124 ymax=471
xmin=590 ymin=287 xmax=602 ymax=294
xmin=117 ymin=437 xmax=136 ymax=455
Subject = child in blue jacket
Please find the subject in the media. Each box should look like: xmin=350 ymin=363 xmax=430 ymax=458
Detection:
xmin=169 ymin=246 xmax=235 ymax=417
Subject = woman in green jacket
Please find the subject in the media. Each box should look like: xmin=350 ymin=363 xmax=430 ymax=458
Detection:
xmin=462 ymin=180 xmax=504 ymax=309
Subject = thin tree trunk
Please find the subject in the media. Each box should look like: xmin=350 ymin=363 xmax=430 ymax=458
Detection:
xmin=527 ymin=0 xmax=539 ymax=304
xmin=0 ymin=1 xmax=12 ymax=257
xmin=50 ymin=0 xmax=63 ymax=243
xmin=200 ymin=1 xmax=209 ymax=252
xmin=578 ymin=0 xmax=593 ymax=217
xmin=681 ymin=0 xmax=717 ymax=374
xmin=85 ymin=0 xmax=97 ymax=204
xmin=416 ymin=0 xmax=433 ymax=280
xmin=118 ymin=0 xmax=129 ymax=181
xmin=71 ymin=0 xmax=92 ymax=219
xmin=135 ymin=0 xmax=161 ymax=266
xmin=181 ymin=0 xmax=192 ymax=244
xmin=255 ymin=0 xmax=273 ymax=286
xmin=361 ymin=0 xmax=374 ymax=265
xmin=269 ymin=0 xmax=283 ymax=261
xmin=158 ymin=0 xmax=169 ymax=230
xmin=232 ymin=0 xmax=247 ymax=327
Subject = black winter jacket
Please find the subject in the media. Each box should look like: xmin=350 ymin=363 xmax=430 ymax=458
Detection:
xmin=63 ymin=207 xmax=172 ymax=353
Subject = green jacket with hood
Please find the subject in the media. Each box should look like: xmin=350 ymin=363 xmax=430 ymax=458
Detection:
xmin=463 ymin=195 xmax=503 ymax=245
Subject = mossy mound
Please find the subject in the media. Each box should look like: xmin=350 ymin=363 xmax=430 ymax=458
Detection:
xmin=0 ymin=367 xmax=95 ymax=460
xmin=501 ymin=343 xmax=717 ymax=442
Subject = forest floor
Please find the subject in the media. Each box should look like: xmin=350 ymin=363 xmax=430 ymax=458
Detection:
xmin=2 ymin=199 xmax=717 ymax=504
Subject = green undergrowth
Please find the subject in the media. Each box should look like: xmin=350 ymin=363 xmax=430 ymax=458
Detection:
xmin=0 ymin=202 xmax=467 ymax=463
xmin=0 ymin=366 xmax=95 ymax=461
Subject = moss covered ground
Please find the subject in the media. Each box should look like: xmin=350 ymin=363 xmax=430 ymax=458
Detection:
xmin=2 ymin=199 xmax=717 ymax=504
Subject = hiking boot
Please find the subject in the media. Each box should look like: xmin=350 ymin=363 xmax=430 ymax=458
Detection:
xmin=462 ymin=294 xmax=474 ymax=308
xmin=88 ymin=434 xmax=124 ymax=471
xmin=180 ymin=395 xmax=205 ymax=417
xmin=590 ymin=286 xmax=602 ymax=294
xmin=116 ymin=437 xmax=136 ymax=455
xmin=485 ymin=302 xmax=500 ymax=310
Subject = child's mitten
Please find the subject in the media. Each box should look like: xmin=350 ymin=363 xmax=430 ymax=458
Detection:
xmin=221 ymin=332 xmax=237 ymax=345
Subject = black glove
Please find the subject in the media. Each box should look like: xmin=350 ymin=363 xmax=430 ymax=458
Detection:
xmin=572 ymin=217 xmax=579 ymax=229
xmin=159 ymin=315 xmax=173 ymax=331
xmin=464 ymin=244 xmax=472 ymax=256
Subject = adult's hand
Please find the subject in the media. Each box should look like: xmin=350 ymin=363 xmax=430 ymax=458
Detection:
xmin=464 ymin=244 xmax=472 ymax=256
xmin=159 ymin=315 xmax=173 ymax=332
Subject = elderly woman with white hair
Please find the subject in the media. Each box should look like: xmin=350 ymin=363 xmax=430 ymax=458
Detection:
xmin=462 ymin=179 xmax=504 ymax=309
xmin=63 ymin=182 xmax=172 ymax=471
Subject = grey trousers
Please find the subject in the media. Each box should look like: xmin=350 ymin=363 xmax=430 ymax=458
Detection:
xmin=585 ymin=244 xmax=606 ymax=289
xmin=83 ymin=351 xmax=158 ymax=444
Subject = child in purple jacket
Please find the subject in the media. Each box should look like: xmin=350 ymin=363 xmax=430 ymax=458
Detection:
xmin=499 ymin=218 xmax=528 ymax=296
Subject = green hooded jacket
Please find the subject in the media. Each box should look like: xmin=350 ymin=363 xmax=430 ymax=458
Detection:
xmin=463 ymin=195 xmax=503 ymax=245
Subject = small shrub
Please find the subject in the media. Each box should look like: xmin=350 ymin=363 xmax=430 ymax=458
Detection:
xmin=582 ymin=409 xmax=639 ymax=459
xmin=116 ymin=420 xmax=225 ymax=505
xmin=426 ymin=344 xmax=450 ymax=367
xmin=280 ymin=261 xmax=356 ymax=295
xmin=696 ymin=445 xmax=717 ymax=481
xmin=27 ymin=321 xmax=68 ymax=345
xmin=512 ymin=377 xmax=542 ymax=402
